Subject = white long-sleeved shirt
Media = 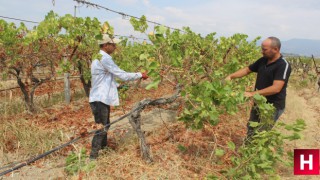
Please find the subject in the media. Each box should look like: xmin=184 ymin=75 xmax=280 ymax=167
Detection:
xmin=89 ymin=50 xmax=142 ymax=106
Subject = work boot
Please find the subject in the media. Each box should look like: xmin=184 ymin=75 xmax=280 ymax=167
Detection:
xmin=89 ymin=152 xmax=98 ymax=160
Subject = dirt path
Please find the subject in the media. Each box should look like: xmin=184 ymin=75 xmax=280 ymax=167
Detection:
xmin=280 ymin=87 xmax=320 ymax=179
xmin=1 ymin=159 xmax=65 ymax=180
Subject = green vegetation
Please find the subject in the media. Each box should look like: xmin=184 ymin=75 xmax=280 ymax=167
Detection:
xmin=0 ymin=11 xmax=307 ymax=179
xmin=65 ymin=148 xmax=95 ymax=175
xmin=223 ymin=95 xmax=305 ymax=179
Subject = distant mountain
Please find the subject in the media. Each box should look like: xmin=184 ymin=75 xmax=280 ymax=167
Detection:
xmin=256 ymin=38 xmax=320 ymax=57
xmin=281 ymin=39 xmax=320 ymax=57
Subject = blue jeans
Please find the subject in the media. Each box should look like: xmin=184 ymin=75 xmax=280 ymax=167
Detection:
xmin=247 ymin=106 xmax=285 ymax=138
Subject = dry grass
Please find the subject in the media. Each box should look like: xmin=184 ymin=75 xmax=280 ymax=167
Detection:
xmin=275 ymin=78 xmax=320 ymax=179
xmin=72 ymin=114 xmax=248 ymax=180
xmin=4 ymin=76 xmax=315 ymax=179
xmin=0 ymin=89 xmax=86 ymax=116
xmin=289 ymin=73 xmax=318 ymax=90
xmin=0 ymin=79 xmax=18 ymax=89
xmin=0 ymin=118 xmax=67 ymax=164
xmin=64 ymin=81 xmax=319 ymax=179
xmin=79 ymin=136 xmax=197 ymax=179
xmin=0 ymin=78 xmax=85 ymax=116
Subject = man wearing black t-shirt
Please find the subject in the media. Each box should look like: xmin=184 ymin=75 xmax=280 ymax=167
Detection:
xmin=225 ymin=37 xmax=291 ymax=138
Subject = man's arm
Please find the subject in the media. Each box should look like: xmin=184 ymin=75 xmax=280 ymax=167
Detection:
xmin=225 ymin=67 xmax=252 ymax=80
xmin=246 ymin=59 xmax=291 ymax=97
xmin=245 ymin=80 xmax=285 ymax=97
xmin=100 ymin=57 xmax=146 ymax=81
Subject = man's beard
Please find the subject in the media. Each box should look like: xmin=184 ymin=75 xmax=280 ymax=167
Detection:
xmin=263 ymin=54 xmax=275 ymax=60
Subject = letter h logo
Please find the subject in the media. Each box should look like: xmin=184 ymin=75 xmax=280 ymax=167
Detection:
xmin=294 ymin=149 xmax=320 ymax=175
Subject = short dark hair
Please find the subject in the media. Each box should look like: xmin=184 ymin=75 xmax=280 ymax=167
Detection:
xmin=268 ymin=37 xmax=281 ymax=50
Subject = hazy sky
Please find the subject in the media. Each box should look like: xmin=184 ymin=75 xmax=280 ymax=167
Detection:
xmin=1 ymin=0 xmax=320 ymax=41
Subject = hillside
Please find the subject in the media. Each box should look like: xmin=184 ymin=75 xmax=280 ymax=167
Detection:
xmin=256 ymin=38 xmax=320 ymax=57
xmin=281 ymin=39 xmax=320 ymax=57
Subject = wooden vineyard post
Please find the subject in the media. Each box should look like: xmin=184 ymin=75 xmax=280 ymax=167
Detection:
xmin=64 ymin=54 xmax=71 ymax=104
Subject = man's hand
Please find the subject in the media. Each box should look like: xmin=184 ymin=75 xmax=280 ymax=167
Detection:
xmin=225 ymin=67 xmax=252 ymax=81
xmin=141 ymin=72 xmax=149 ymax=80
xmin=244 ymin=91 xmax=255 ymax=98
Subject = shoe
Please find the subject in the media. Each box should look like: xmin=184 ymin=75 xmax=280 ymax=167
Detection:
xmin=89 ymin=153 xmax=98 ymax=160
xmin=89 ymin=156 xmax=97 ymax=161
xmin=101 ymin=145 xmax=108 ymax=151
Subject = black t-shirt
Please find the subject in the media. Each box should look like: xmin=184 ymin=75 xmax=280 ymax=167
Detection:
xmin=249 ymin=56 xmax=291 ymax=109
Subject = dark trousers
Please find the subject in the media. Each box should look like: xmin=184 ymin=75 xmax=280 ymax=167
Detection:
xmin=247 ymin=106 xmax=284 ymax=139
xmin=89 ymin=102 xmax=110 ymax=157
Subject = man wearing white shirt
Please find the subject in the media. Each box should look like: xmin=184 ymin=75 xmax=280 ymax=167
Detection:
xmin=89 ymin=34 xmax=148 ymax=159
